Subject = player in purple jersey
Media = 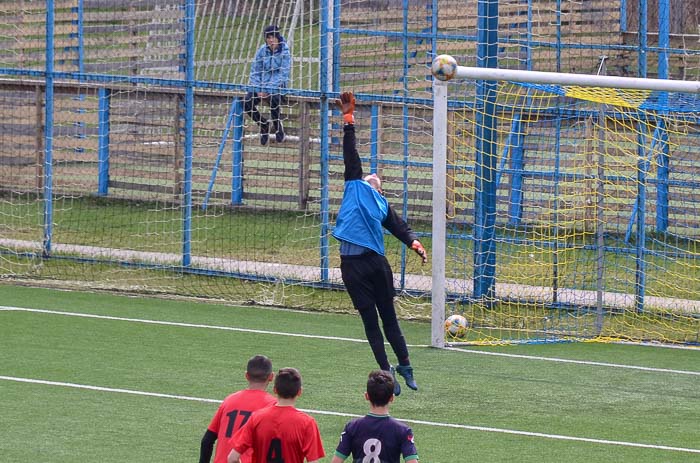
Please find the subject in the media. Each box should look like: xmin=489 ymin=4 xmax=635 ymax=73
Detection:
xmin=331 ymin=370 xmax=419 ymax=463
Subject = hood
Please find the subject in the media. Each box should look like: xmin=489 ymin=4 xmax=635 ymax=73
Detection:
xmin=263 ymin=25 xmax=284 ymax=43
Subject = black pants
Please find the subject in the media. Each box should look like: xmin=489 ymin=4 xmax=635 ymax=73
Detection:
xmin=243 ymin=91 xmax=283 ymax=131
xmin=340 ymin=253 xmax=409 ymax=371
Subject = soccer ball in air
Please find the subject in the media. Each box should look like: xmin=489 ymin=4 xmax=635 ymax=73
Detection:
xmin=431 ymin=54 xmax=458 ymax=81
xmin=445 ymin=314 xmax=469 ymax=338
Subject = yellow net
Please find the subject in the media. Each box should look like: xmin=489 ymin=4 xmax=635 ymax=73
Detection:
xmin=444 ymin=81 xmax=700 ymax=346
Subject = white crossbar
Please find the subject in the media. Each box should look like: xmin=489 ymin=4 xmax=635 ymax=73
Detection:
xmin=456 ymin=66 xmax=700 ymax=94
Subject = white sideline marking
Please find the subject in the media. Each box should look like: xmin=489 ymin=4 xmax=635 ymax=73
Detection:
xmin=0 ymin=306 xmax=366 ymax=343
xmin=2 ymin=305 xmax=699 ymax=377
xmin=1 ymin=374 xmax=698 ymax=454
xmin=0 ymin=375 xmax=220 ymax=404
xmin=445 ymin=347 xmax=700 ymax=376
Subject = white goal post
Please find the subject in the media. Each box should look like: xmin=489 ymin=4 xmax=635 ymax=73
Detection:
xmin=431 ymin=80 xmax=449 ymax=348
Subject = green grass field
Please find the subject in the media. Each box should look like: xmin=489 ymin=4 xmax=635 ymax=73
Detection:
xmin=1 ymin=284 xmax=698 ymax=462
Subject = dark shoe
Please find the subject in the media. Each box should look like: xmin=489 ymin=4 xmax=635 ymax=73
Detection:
xmin=260 ymin=123 xmax=269 ymax=146
xmin=389 ymin=366 xmax=401 ymax=396
xmin=275 ymin=121 xmax=285 ymax=143
xmin=396 ymin=364 xmax=418 ymax=391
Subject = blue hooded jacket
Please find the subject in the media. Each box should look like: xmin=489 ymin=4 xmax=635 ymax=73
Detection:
xmin=249 ymin=26 xmax=291 ymax=89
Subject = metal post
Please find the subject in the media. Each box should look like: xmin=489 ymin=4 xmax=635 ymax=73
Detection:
xmin=97 ymin=88 xmax=111 ymax=196
xmin=319 ymin=1 xmax=333 ymax=282
xmin=231 ymin=100 xmax=244 ymax=205
xmin=181 ymin=0 xmax=195 ymax=268
xmin=473 ymin=0 xmax=499 ymax=303
xmin=43 ymin=0 xmax=55 ymax=257
xmin=656 ymin=0 xmax=670 ymax=231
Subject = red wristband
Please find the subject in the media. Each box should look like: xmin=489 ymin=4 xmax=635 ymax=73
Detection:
xmin=343 ymin=113 xmax=355 ymax=124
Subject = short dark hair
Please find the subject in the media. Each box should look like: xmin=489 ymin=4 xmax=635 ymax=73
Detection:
xmin=366 ymin=370 xmax=394 ymax=406
xmin=274 ymin=367 xmax=302 ymax=399
xmin=246 ymin=355 xmax=273 ymax=383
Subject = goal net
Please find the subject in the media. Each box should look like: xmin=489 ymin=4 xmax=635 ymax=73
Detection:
xmin=432 ymin=65 xmax=700 ymax=347
xmin=0 ymin=1 xmax=434 ymax=319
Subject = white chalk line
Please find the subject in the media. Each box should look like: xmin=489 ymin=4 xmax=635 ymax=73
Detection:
xmin=0 ymin=305 xmax=367 ymax=343
xmin=2 ymin=306 xmax=700 ymax=454
xmin=2 ymin=305 xmax=698 ymax=377
xmin=1 ymin=375 xmax=698 ymax=454
xmin=445 ymin=347 xmax=700 ymax=376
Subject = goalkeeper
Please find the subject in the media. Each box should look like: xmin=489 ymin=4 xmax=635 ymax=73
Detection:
xmin=333 ymin=91 xmax=428 ymax=396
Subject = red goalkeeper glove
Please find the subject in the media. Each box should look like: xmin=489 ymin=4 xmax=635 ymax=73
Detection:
xmin=411 ymin=240 xmax=428 ymax=264
xmin=337 ymin=91 xmax=355 ymax=125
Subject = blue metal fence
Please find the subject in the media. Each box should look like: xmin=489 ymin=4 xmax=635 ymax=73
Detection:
xmin=1 ymin=0 xmax=699 ymax=315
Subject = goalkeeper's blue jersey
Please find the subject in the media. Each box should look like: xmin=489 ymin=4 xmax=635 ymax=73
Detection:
xmin=332 ymin=179 xmax=389 ymax=256
xmin=333 ymin=414 xmax=418 ymax=463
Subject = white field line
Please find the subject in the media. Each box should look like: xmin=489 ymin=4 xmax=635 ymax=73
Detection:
xmin=2 ymin=305 xmax=699 ymax=376
xmin=0 ymin=306 xmax=367 ymax=343
xmin=1 ymin=374 xmax=698 ymax=455
xmin=2 ymin=306 xmax=700 ymax=453
xmin=445 ymin=347 xmax=700 ymax=376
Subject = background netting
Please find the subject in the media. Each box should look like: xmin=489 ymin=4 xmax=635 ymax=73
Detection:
xmin=0 ymin=1 xmax=698 ymax=344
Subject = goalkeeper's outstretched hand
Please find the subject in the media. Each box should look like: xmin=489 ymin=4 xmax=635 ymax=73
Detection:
xmin=411 ymin=240 xmax=428 ymax=264
xmin=337 ymin=91 xmax=355 ymax=124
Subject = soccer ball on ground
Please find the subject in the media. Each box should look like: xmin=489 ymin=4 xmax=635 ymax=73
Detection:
xmin=431 ymin=54 xmax=458 ymax=81
xmin=445 ymin=314 xmax=469 ymax=338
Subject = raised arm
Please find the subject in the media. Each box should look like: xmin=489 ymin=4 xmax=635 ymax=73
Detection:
xmin=337 ymin=92 xmax=363 ymax=181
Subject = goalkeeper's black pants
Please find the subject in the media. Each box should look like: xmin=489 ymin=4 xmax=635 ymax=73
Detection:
xmin=340 ymin=252 xmax=410 ymax=371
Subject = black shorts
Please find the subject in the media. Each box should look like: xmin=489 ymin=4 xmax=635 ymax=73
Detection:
xmin=340 ymin=252 xmax=395 ymax=309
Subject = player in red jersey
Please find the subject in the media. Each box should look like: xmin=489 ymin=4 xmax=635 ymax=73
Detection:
xmin=227 ymin=367 xmax=325 ymax=463
xmin=200 ymin=355 xmax=277 ymax=463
